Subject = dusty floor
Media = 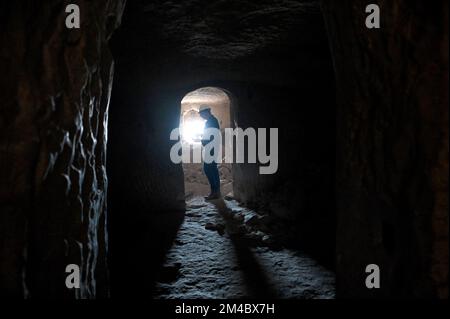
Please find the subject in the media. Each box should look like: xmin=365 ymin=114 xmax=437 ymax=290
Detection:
xmin=154 ymin=196 xmax=335 ymax=299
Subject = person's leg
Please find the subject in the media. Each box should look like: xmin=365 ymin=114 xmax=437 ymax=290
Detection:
xmin=211 ymin=162 xmax=221 ymax=195
xmin=203 ymin=162 xmax=215 ymax=195
xmin=204 ymin=162 xmax=221 ymax=199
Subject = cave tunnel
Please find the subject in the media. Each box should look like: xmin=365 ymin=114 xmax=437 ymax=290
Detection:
xmin=107 ymin=0 xmax=337 ymax=298
xmin=0 ymin=0 xmax=448 ymax=301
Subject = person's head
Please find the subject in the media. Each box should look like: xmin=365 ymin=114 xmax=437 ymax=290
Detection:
xmin=198 ymin=105 xmax=212 ymax=119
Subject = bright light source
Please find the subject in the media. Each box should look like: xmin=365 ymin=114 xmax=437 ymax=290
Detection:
xmin=181 ymin=119 xmax=205 ymax=144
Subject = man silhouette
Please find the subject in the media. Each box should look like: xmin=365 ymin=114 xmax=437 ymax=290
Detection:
xmin=199 ymin=105 xmax=221 ymax=200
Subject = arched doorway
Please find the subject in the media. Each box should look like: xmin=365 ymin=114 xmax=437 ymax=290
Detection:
xmin=180 ymin=87 xmax=233 ymax=200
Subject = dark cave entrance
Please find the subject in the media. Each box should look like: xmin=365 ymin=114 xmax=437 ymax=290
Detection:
xmin=180 ymin=87 xmax=234 ymax=201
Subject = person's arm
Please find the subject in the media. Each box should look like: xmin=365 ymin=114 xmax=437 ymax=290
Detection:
xmin=201 ymin=121 xmax=210 ymax=146
xmin=201 ymin=118 xmax=220 ymax=146
xmin=201 ymin=133 xmax=214 ymax=146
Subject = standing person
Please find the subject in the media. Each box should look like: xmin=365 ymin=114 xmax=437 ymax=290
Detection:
xmin=198 ymin=105 xmax=221 ymax=200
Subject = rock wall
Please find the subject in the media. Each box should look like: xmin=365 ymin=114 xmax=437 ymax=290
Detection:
xmin=322 ymin=0 xmax=448 ymax=298
xmin=0 ymin=1 xmax=125 ymax=298
xmin=230 ymin=80 xmax=336 ymax=265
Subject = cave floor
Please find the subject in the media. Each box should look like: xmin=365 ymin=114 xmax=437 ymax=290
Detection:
xmin=153 ymin=197 xmax=335 ymax=299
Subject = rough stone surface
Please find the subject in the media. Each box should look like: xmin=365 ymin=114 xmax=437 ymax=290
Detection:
xmin=0 ymin=1 xmax=125 ymax=298
xmin=154 ymin=197 xmax=335 ymax=299
xmin=322 ymin=0 xmax=448 ymax=298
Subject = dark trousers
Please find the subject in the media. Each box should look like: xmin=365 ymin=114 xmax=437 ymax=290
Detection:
xmin=204 ymin=162 xmax=220 ymax=194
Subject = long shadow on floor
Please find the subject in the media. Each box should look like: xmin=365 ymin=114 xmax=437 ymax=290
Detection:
xmin=210 ymin=199 xmax=279 ymax=299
